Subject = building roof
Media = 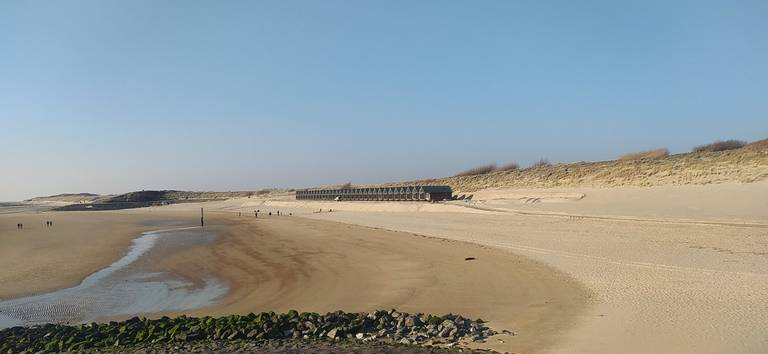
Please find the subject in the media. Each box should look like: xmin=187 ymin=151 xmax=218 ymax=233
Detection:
xmin=297 ymin=185 xmax=452 ymax=193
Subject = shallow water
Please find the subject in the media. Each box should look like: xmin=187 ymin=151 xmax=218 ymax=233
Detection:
xmin=0 ymin=227 xmax=227 ymax=328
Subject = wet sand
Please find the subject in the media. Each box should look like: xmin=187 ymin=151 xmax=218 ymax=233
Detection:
xmin=0 ymin=227 xmax=226 ymax=328
xmin=155 ymin=215 xmax=588 ymax=353
xmin=0 ymin=210 xmax=199 ymax=299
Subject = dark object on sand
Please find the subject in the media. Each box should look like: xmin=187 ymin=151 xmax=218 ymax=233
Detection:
xmin=464 ymin=257 xmax=476 ymax=261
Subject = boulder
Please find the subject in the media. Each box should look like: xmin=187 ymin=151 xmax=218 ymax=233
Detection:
xmin=326 ymin=328 xmax=340 ymax=339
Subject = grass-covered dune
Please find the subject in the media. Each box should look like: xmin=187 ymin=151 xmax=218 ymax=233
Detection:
xmin=0 ymin=310 xmax=498 ymax=353
xmin=52 ymin=190 xmax=259 ymax=211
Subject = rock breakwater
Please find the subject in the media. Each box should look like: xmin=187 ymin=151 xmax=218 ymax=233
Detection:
xmin=0 ymin=310 xmax=503 ymax=352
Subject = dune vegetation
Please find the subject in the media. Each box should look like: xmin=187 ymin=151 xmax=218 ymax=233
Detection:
xmin=618 ymin=148 xmax=669 ymax=161
xmin=387 ymin=139 xmax=768 ymax=193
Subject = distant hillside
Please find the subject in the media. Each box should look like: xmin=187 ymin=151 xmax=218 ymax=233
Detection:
xmin=54 ymin=190 xmax=258 ymax=211
xmin=26 ymin=193 xmax=102 ymax=203
xmin=387 ymin=145 xmax=768 ymax=193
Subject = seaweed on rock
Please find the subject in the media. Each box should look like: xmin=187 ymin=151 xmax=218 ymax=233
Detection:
xmin=0 ymin=310 xmax=500 ymax=353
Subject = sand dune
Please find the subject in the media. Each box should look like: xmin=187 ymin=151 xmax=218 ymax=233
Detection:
xmin=387 ymin=147 xmax=768 ymax=193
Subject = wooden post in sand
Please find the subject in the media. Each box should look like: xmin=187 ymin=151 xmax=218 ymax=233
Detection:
xmin=200 ymin=207 xmax=204 ymax=227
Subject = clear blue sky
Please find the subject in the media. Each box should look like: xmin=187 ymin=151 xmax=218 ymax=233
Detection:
xmin=1 ymin=0 xmax=766 ymax=201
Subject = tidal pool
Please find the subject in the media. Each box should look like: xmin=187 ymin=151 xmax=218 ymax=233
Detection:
xmin=0 ymin=226 xmax=227 ymax=328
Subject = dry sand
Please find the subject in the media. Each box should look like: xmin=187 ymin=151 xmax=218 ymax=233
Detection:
xmin=223 ymin=181 xmax=768 ymax=354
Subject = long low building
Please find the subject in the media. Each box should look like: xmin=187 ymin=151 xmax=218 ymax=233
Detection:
xmin=296 ymin=186 xmax=453 ymax=202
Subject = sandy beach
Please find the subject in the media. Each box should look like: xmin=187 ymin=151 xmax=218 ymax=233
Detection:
xmin=0 ymin=206 xmax=588 ymax=353
xmin=163 ymin=215 xmax=588 ymax=352
xmin=3 ymin=2 xmax=767 ymax=352
xmin=2 ymin=179 xmax=766 ymax=353
xmin=155 ymin=179 xmax=766 ymax=353
xmin=271 ymin=182 xmax=768 ymax=354
xmin=0 ymin=210 xmax=198 ymax=299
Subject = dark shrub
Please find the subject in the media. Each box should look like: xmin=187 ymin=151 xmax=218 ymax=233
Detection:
xmin=455 ymin=164 xmax=497 ymax=177
xmin=746 ymin=138 xmax=768 ymax=149
xmin=693 ymin=140 xmax=746 ymax=153
xmin=497 ymin=162 xmax=520 ymax=171
xmin=530 ymin=158 xmax=551 ymax=169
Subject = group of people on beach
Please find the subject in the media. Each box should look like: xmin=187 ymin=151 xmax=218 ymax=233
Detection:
xmin=246 ymin=209 xmax=291 ymax=218
xmin=15 ymin=221 xmax=54 ymax=229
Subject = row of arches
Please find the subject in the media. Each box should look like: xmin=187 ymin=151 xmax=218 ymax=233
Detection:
xmin=295 ymin=186 xmax=452 ymax=202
